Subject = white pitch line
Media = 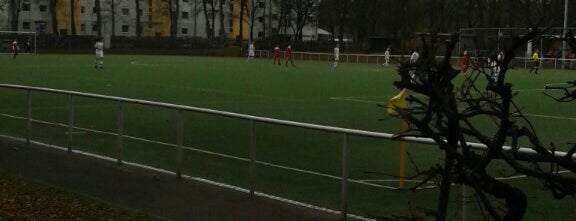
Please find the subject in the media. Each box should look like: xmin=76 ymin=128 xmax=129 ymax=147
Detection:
xmin=524 ymin=114 xmax=576 ymax=121
xmin=360 ymin=170 xmax=571 ymax=184
xmin=331 ymin=96 xmax=576 ymax=121
xmin=330 ymin=97 xmax=383 ymax=104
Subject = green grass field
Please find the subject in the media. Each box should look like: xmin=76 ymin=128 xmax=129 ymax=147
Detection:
xmin=1 ymin=54 xmax=575 ymax=220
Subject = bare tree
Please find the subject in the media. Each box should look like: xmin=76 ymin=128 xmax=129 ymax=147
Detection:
xmin=237 ymin=0 xmax=248 ymax=42
xmin=248 ymin=0 xmax=259 ymax=42
xmin=95 ymin=0 xmax=103 ymax=36
xmin=9 ymin=0 xmax=23 ymax=31
xmin=134 ymin=0 xmax=141 ymax=40
xmin=218 ymin=0 xmax=226 ymax=42
xmin=170 ymin=0 xmax=179 ymax=41
xmin=389 ymin=27 xmax=576 ymax=221
xmin=291 ymin=0 xmax=315 ymax=42
xmin=70 ymin=0 xmax=79 ymax=36
xmin=201 ymin=0 xmax=215 ymax=39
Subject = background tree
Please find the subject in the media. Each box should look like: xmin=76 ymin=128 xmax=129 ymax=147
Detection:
xmin=9 ymin=0 xmax=23 ymax=31
xmin=134 ymin=0 xmax=141 ymax=41
xmin=248 ymin=0 xmax=258 ymax=42
xmin=291 ymin=0 xmax=315 ymax=42
xmin=170 ymin=0 xmax=179 ymax=43
xmin=389 ymin=27 xmax=576 ymax=220
xmin=218 ymin=0 xmax=226 ymax=43
xmin=201 ymin=0 xmax=215 ymax=39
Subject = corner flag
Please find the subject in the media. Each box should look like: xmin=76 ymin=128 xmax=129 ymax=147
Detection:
xmin=387 ymin=88 xmax=409 ymax=116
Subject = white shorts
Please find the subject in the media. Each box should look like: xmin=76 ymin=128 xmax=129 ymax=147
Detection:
xmin=96 ymin=52 xmax=104 ymax=58
xmin=248 ymin=51 xmax=255 ymax=57
xmin=335 ymin=56 xmax=339 ymax=61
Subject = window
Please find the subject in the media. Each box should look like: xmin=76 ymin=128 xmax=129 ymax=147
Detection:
xmin=258 ymin=1 xmax=265 ymax=8
xmin=81 ymin=6 xmax=85 ymax=14
xmin=22 ymin=22 xmax=30 ymax=30
xmin=122 ymin=8 xmax=129 ymax=16
xmin=138 ymin=9 xmax=143 ymax=16
xmin=258 ymin=31 xmax=264 ymax=38
xmin=93 ymin=7 xmax=98 ymax=14
xmin=39 ymin=5 xmax=47 ymax=12
xmin=92 ymin=25 xmax=98 ymax=32
xmin=258 ymin=16 xmax=264 ymax=23
xmin=122 ymin=25 xmax=129 ymax=33
xmin=182 ymin=28 xmax=188 ymax=35
xmin=183 ymin=0 xmax=189 ymax=2
xmin=81 ymin=24 xmax=86 ymax=32
xmin=22 ymin=3 xmax=30 ymax=11
xmin=182 ymin=11 xmax=189 ymax=19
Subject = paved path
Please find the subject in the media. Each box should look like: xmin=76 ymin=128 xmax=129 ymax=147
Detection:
xmin=0 ymin=136 xmax=353 ymax=221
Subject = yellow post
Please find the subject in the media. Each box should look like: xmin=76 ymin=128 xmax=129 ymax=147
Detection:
xmin=398 ymin=120 xmax=408 ymax=189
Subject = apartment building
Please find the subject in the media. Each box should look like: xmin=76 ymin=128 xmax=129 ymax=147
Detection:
xmin=0 ymin=0 xmax=322 ymax=41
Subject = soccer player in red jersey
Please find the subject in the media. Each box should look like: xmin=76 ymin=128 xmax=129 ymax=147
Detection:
xmin=273 ymin=44 xmax=282 ymax=65
xmin=461 ymin=50 xmax=470 ymax=74
xmin=12 ymin=39 xmax=19 ymax=59
xmin=284 ymin=45 xmax=295 ymax=67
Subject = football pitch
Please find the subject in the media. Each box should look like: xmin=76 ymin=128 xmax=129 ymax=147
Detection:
xmin=1 ymin=54 xmax=575 ymax=220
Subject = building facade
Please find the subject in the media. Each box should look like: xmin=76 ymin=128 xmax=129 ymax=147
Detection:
xmin=0 ymin=0 xmax=321 ymax=42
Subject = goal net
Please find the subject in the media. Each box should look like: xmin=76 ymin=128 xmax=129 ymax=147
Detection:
xmin=0 ymin=31 xmax=36 ymax=54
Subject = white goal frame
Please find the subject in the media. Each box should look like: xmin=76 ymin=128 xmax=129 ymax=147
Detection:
xmin=0 ymin=31 xmax=37 ymax=54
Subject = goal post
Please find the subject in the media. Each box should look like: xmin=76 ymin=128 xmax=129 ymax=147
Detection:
xmin=0 ymin=31 xmax=37 ymax=54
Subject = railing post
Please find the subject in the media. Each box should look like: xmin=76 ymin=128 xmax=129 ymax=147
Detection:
xmin=67 ymin=95 xmax=74 ymax=153
xmin=462 ymin=184 xmax=468 ymax=221
xmin=116 ymin=101 xmax=124 ymax=165
xmin=176 ymin=109 xmax=183 ymax=179
xmin=25 ymin=89 xmax=31 ymax=144
xmin=340 ymin=133 xmax=349 ymax=220
xmin=249 ymin=120 xmax=256 ymax=198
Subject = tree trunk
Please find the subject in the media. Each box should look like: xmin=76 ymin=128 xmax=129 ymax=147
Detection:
xmin=10 ymin=0 xmax=20 ymax=31
xmin=135 ymin=0 xmax=141 ymax=40
xmin=218 ymin=0 xmax=226 ymax=42
xmin=70 ymin=0 xmax=76 ymax=36
xmin=96 ymin=0 xmax=102 ymax=36
xmin=202 ymin=0 xmax=213 ymax=39
xmin=239 ymin=0 xmax=247 ymax=42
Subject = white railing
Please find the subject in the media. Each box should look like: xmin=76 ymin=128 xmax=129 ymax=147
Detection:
xmin=253 ymin=50 xmax=576 ymax=70
xmin=0 ymin=84 xmax=571 ymax=220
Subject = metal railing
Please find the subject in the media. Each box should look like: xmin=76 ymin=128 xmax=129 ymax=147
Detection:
xmin=253 ymin=50 xmax=576 ymax=70
xmin=0 ymin=84 xmax=570 ymax=220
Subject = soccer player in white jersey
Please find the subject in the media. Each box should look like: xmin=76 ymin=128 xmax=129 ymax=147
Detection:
xmin=247 ymin=42 xmax=255 ymax=60
xmin=94 ymin=37 xmax=104 ymax=69
xmin=409 ymin=49 xmax=419 ymax=80
xmin=333 ymin=44 xmax=340 ymax=68
xmin=383 ymin=47 xmax=390 ymax=67
xmin=410 ymin=49 xmax=419 ymax=64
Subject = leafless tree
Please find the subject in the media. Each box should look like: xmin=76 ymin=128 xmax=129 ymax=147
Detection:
xmin=70 ymin=0 xmax=80 ymax=36
xmin=291 ymin=0 xmax=315 ymax=41
xmin=218 ymin=0 xmax=226 ymax=43
xmin=95 ymin=0 xmax=102 ymax=37
xmin=9 ymin=0 xmax=23 ymax=31
xmin=201 ymin=0 xmax=215 ymax=39
xmin=134 ymin=0 xmax=141 ymax=40
xmin=389 ymin=26 xmax=576 ymax=220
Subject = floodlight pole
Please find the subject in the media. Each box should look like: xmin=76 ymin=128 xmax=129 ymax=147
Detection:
xmin=562 ymin=0 xmax=569 ymax=70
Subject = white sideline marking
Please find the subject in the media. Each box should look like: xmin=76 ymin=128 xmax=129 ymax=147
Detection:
xmin=129 ymin=61 xmax=155 ymax=66
xmin=0 ymin=134 xmax=374 ymax=221
xmin=330 ymin=97 xmax=382 ymax=104
xmin=523 ymin=114 xmax=576 ymax=121
xmin=331 ymin=95 xmax=576 ymax=121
